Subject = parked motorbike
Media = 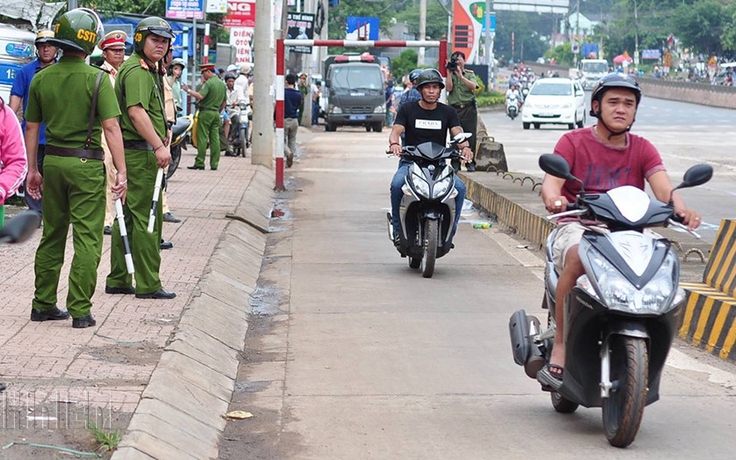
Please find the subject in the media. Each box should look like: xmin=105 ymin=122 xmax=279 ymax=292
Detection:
xmin=168 ymin=114 xmax=193 ymax=179
xmin=506 ymin=94 xmax=520 ymax=120
xmin=0 ymin=210 xmax=41 ymax=244
xmin=509 ymin=154 xmax=713 ymax=447
xmin=385 ymin=133 xmax=471 ymax=278
xmin=229 ymin=102 xmax=251 ymax=158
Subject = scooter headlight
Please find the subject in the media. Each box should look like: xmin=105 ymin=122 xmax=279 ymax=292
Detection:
xmin=408 ymin=163 xmax=430 ymax=197
xmin=432 ymin=170 xmax=453 ymax=198
xmin=582 ymin=241 xmax=678 ymax=314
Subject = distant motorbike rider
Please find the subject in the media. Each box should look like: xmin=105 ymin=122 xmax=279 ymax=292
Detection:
xmin=223 ymin=72 xmax=244 ymax=142
xmin=536 ymin=73 xmax=701 ymax=389
xmin=387 ymin=68 xmax=473 ymax=248
xmin=506 ymin=83 xmax=522 ymax=103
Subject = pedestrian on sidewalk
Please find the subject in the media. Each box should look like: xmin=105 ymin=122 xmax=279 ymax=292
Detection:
xmin=446 ymin=51 xmax=481 ymax=172
xmin=9 ymin=29 xmax=57 ymax=215
xmin=99 ymin=30 xmax=127 ymax=236
xmin=160 ymin=47 xmax=181 ymax=231
xmin=184 ymin=63 xmax=226 ymax=170
xmin=284 ymin=73 xmax=302 ymax=168
xmin=25 ymin=8 xmax=128 ymax=328
xmin=105 ymin=16 xmax=176 ymax=300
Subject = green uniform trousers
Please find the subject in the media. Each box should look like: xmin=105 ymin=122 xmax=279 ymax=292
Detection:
xmin=195 ymin=109 xmax=221 ymax=169
xmin=32 ymin=155 xmax=105 ymax=318
xmin=106 ymin=149 xmax=163 ymax=295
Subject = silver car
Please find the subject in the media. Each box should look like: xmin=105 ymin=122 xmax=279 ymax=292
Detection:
xmin=521 ymin=77 xmax=586 ymax=130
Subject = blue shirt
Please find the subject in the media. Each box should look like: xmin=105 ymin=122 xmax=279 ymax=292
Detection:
xmin=284 ymin=87 xmax=302 ymax=119
xmin=397 ymin=88 xmax=421 ymax=112
xmin=11 ymin=59 xmax=50 ymax=144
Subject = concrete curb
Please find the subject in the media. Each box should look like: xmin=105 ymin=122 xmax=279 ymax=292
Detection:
xmin=111 ymin=166 xmax=274 ymax=460
xmin=460 ymin=171 xmax=553 ymax=249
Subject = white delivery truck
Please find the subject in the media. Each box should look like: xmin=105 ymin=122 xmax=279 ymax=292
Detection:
xmin=0 ymin=24 xmax=36 ymax=103
xmin=578 ymin=59 xmax=609 ymax=90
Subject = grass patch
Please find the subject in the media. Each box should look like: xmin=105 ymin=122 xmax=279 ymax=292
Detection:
xmin=87 ymin=422 xmax=121 ymax=452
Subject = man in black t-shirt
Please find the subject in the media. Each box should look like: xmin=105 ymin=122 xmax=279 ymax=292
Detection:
xmin=387 ymin=69 xmax=474 ymax=247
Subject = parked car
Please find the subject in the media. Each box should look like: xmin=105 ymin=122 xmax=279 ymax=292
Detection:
xmin=521 ymin=77 xmax=586 ymax=130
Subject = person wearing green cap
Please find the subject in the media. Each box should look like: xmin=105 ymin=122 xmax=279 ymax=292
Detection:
xmin=183 ymin=63 xmax=226 ymax=170
xmin=105 ymin=16 xmax=176 ymax=300
xmin=25 ymin=8 xmax=128 ymax=328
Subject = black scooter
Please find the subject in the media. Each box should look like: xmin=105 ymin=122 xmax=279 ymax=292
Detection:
xmin=509 ymin=154 xmax=712 ymax=447
xmin=386 ymin=133 xmax=471 ymax=278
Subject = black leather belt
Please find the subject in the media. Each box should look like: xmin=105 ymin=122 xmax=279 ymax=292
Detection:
xmin=46 ymin=145 xmax=104 ymax=161
xmin=123 ymin=140 xmax=153 ymax=151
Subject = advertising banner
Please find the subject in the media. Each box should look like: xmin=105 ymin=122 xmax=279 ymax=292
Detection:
xmin=287 ymin=12 xmax=315 ymax=54
xmin=230 ymin=27 xmax=254 ymax=64
xmin=223 ymin=0 xmax=256 ymax=28
xmin=166 ymin=0 xmax=204 ymax=20
xmin=346 ymin=16 xmax=379 ymax=41
xmin=206 ymin=0 xmax=227 ymax=14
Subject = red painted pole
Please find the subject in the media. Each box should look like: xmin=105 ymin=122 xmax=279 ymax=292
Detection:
xmin=275 ymin=39 xmax=285 ymax=191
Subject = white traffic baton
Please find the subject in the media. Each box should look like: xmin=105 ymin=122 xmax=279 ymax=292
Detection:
xmin=114 ymin=199 xmax=135 ymax=274
xmin=147 ymin=167 xmax=164 ymax=233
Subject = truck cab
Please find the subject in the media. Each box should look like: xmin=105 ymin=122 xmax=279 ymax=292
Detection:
xmin=323 ymin=53 xmax=385 ymax=132
xmin=578 ymin=59 xmax=609 ymax=90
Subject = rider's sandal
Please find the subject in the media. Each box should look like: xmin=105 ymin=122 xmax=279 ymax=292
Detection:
xmin=537 ymin=364 xmax=564 ymax=391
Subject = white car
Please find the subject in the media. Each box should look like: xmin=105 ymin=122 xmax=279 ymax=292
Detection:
xmin=521 ymin=77 xmax=586 ymax=130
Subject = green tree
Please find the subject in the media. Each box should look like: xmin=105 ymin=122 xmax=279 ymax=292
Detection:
xmin=545 ymin=42 xmax=575 ymax=67
xmin=328 ymin=0 xmax=410 ymax=40
xmin=391 ymin=48 xmax=419 ymax=82
xmin=394 ymin=0 xmax=451 ymax=41
xmin=671 ymin=0 xmax=727 ymax=56
xmin=494 ymin=11 xmax=551 ymax=64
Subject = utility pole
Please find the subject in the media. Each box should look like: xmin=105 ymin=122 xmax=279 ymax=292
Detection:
xmin=418 ymin=0 xmax=427 ymax=66
xmin=252 ymin=0 xmax=275 ymax=167
xmin=574 ymin=0 xmax=580 ymax=66
xmin=484 ymin=0 xmax=495 ymax=90
xmin=633 ymin=0 xmax=640 ymax=66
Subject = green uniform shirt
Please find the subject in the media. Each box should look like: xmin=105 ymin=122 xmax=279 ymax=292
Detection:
xmin=117 ymin=52 xmax=167 ymax=142
xmin=198 ymin=76 xmax=226 ymax=110
xmin=446 ymin=69 xmax=480 ymax=106
xmin=26 ymin=56 xmax=120 ymax=150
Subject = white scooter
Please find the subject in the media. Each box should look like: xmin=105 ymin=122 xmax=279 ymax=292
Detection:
xmin=506 ymin=94 xmax=520 ymax=120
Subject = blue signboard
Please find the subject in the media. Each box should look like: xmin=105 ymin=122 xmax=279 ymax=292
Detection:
xmin=166 ymin=0 xmax=205 ymax=20
xmin=480 ymin=13 xmax=496 ymax=33
xmin=346 ymin=17 xmax=379 ymax=41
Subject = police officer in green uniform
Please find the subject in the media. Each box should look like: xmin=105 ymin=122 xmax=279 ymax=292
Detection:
xmin=25 ymin=8 xmax=128 ymax=328
xmin=105 ymin=17 xmax=176 ymax=300
xmin=184 ymin=63 xmax=226 ymax=170
xmin=446 ymin=51 xmax=482 ymax=172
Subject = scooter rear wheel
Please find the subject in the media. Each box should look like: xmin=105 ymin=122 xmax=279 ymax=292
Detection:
xmin=408 ymin=257 xmax=421 ymax=269
xmin=551 ymin=391 xmax=579 ymax=413
xmin=602 ymin=336 xmax=648 ymax=448
xmin=167 ymin=144 xmax=182 ymax=179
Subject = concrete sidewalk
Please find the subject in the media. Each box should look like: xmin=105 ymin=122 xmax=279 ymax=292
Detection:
xmin=0 ymin=146 xmax=274 ymax=458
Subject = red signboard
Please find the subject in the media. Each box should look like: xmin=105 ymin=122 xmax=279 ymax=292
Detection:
xmin=223 ymin=0 xmax=256 ymax=28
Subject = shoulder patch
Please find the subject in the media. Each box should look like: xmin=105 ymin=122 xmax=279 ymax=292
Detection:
xmin=139 ymin=59 xmax=149 ymax=71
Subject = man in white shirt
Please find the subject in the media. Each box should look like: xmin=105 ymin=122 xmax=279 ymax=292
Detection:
xmin=223 ymin=73 xmax=245 ymax=142
xmin=235 ymin=64 xmax=250 ymax=99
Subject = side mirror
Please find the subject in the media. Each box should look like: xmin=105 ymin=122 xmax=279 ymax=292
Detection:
xmin=675 ymin=164 xmax=713 ymax=190
xmin=538 ymin=153 xmax=575 ymax=180
xmin=452 ymin=132 xmax=473 ymax=144
xmin=0 ymin=210 xmax=41 ymax=244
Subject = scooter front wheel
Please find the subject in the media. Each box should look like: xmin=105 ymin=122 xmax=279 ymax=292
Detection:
xmin=420 ymin=219 xmax=438 ymax=278
xmin=167 ymin=144 xmax=182 ymax=179
xmin=602 ymin=336 xmax=648 ymax=448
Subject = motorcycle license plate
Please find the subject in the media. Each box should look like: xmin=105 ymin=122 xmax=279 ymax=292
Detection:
xmin=349 ymin=115 xmax=367 ymax=121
